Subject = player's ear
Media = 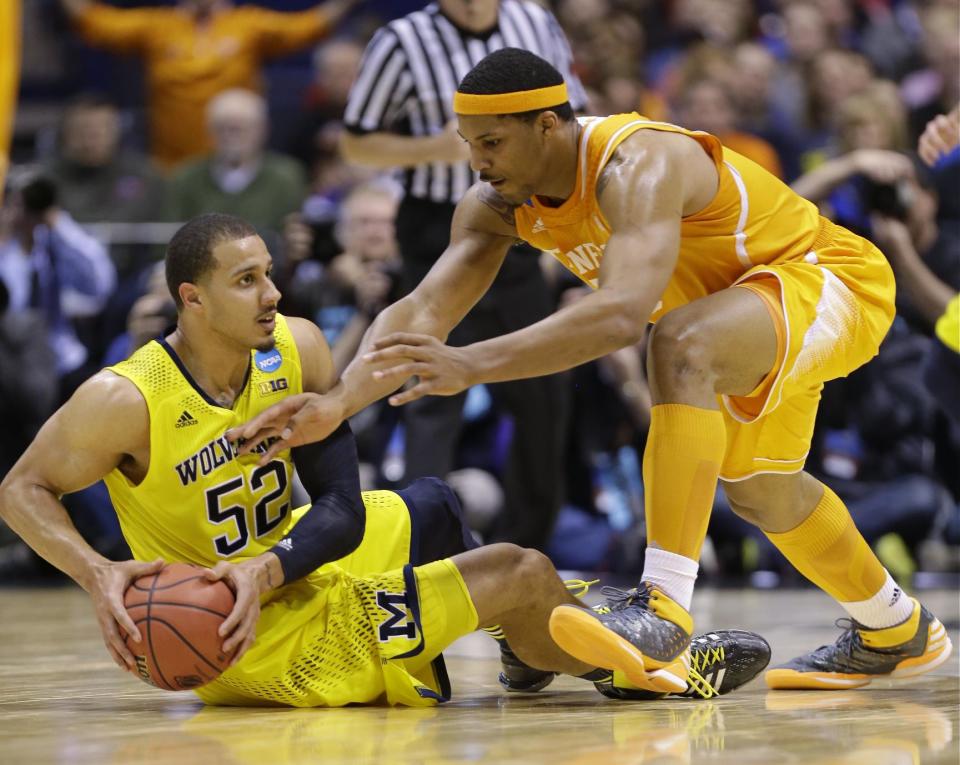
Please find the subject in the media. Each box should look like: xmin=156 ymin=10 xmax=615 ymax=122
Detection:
xmin=538 ymin=110 xmax=559 ymax=137
xmin=179 ymin=282 xmax=202 ymax=310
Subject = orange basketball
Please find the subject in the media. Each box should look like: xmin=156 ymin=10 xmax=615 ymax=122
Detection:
xmin=123 ymin=562 xmax=236 ymax=691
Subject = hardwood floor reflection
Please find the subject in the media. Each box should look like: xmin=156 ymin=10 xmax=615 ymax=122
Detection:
xmin=1 ymin=588 xmax=956 ymax=764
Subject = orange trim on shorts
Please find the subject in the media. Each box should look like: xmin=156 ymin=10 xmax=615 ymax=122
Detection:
xmin=728 ymin=278 xmax=786 ymax=420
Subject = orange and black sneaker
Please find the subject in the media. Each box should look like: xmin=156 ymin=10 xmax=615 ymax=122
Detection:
xmin=765 ymin=600 xmax=952 ymax=690
xmin=549 ymin=583 xmax=694 ymax=694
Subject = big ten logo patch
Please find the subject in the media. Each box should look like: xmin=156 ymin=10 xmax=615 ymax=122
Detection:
xmin=376 ymin=591 xmax=417 ymax=642
xmin=258 ymin=378 xmax=289 ymax=396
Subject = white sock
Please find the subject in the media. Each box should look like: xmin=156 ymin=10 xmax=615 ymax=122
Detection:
xmin=841 ymin=571 xmax=915 ymax=629
xmin=641 ymin=547 xmax=699 ymax=612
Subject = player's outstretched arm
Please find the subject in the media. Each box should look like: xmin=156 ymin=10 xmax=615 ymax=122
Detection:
xmin=228 ymin=185 xmax=515 ymax=454
xmin=364 ymin=131 xmax=692 ymax=403
xmin=0 ymin=372 xmax=164 ymax=672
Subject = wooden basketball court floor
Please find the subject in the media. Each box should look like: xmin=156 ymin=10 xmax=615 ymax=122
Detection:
xmin=1 ymin=586 xmax=957 ymax=765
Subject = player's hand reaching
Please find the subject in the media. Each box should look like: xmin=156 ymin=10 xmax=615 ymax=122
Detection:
xmin=205 ymin=556 xmax=277 ymax=666
xmin=226 ymin=393 xmax=346 ymax=464
xmin=87 ymin=557 xmax=165 ymax=672
xmin=364 ymin=333 xmax=477 ymax=405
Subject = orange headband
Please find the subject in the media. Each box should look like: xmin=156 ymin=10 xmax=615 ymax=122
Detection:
xmin=453 ymin=83 xmax=569 ymax=115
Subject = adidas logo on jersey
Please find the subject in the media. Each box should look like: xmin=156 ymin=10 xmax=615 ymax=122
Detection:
xmin=276 ymin=538 xmax=293 ymax=551
xmin=175 ymin=410 xmax=198 ymax=428
xmin=532 ymin=217 xmax=546 ymax=233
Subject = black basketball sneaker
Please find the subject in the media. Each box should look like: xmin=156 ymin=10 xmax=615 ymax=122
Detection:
xmin=593 ymin=629 xmax=772 ymax=700
xmin=497 ymin=626 xmax=771 ymax=700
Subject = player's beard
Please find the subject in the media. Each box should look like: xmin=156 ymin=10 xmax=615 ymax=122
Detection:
xmin=254 ymin=336 xmax=276 ymax=353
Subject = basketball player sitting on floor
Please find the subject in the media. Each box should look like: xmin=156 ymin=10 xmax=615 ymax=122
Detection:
xmin=0 ymin=213 xmax=768 ymax=706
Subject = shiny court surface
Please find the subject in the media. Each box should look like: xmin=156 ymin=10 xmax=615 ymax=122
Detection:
xmin=1 ymin=587 xmax=957 ymax=765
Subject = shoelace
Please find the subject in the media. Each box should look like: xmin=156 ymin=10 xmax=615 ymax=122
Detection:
xmin=684 ymin=642 xmax=724 ymax=699
xmin=809 ymin=618 xmax=862 ymax=658
xmin=593 ymin=583 xmax=653 ymax=615
xmin=564 ymin=578 xmax=599 ymax=598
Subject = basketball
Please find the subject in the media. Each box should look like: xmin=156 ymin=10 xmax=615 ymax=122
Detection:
xmin=123 ymin=562 xmax=237 ymax=691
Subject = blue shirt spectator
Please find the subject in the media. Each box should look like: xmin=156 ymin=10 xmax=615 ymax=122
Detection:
xmin=0 ymin=176 xmax=115 ymax=377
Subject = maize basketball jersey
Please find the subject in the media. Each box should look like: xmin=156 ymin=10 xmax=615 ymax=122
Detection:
xmin=104 ymin=314 xmax=303 ymax=567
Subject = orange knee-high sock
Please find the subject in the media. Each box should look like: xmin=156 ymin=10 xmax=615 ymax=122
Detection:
xmin=643 ymin=404 xmax=726 ymax=560
xmin=765 ymin=483 xmax=886 ymax=602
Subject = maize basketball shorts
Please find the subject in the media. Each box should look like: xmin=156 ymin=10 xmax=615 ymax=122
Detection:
xmin=193 ymin=558 xmax=477 ymax=708
xmin=719 ymin=219 xmax=895 ymax=481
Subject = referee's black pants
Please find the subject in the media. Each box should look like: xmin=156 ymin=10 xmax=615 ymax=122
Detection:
xmin=395 ymin=196 xmax=569 ymax=550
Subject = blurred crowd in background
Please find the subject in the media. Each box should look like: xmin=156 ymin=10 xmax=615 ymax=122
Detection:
xmin=1 ymin=0 xmax=958 ymax=585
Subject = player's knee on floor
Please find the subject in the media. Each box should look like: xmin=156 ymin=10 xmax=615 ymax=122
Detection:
xmin=397 ymin=477 xmax=481 ymax=565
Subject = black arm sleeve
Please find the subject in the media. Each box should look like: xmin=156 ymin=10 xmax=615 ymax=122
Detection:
xmin=268 ymin=422 xmax=365 ymax=584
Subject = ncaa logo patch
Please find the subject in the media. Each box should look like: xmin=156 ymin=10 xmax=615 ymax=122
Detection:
xmin=254 ymin=348 xmax=282 ymax=373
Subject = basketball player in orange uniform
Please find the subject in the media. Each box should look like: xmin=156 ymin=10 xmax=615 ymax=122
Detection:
xmin=233 ymin=49 xmax=952 ymax=693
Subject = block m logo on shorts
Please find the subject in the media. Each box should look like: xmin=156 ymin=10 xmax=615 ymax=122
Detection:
xmin=376 ymin=590 xmax=417 ymax=642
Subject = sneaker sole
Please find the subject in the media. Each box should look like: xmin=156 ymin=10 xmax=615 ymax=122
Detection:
xmin=765 ymin=621 xmax=954 ymax=690
xmin=499 ymin=672 xmax=556 ymax=693
xmin=549 ymin=606 xmax=688 ymax=693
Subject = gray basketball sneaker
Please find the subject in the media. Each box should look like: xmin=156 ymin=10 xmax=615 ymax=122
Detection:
xmin=549 ymin=583 xmax=694 ymax=693
xmin=766 ymin=600 xmax=952 ymax=690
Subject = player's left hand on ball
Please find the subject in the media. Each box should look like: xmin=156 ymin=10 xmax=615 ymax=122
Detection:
xmin=205 ymin=560 xmax=263 ymax=666
xmin=364 ymin=333 xmax=476 ymax=405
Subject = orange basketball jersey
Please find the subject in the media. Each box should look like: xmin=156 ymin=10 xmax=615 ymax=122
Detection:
xmin=514 ymin=113 xmax=826 ymax=322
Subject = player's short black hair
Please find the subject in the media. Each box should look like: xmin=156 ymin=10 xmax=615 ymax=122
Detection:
xmin=166 ymin=213 xmax=258 ymax=309
xmin=457 ymin=48 xmax=574 ymax=123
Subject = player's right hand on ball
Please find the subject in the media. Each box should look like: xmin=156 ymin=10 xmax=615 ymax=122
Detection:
xmin=87 ymin=558 xmax=164 ymax=673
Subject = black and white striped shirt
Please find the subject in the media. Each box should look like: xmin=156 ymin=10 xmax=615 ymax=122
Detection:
xmin=343 ymin=1 xmax=587 ymax=205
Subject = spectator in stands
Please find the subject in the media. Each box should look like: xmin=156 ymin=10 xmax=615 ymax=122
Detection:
xmin=286 ymin=39 xmax=372 ymax=268
xmin=43 ymin=93 xmax=165 ymax=278
xmin=0 ymin=281 xmax=57 ymax=480
xmin=791 ymin=86 xmax=915 ymax=237
xmin=59 ymin=0 xmax=357 ymax=168
xmin=288 ymin=39 xmax=364 ymax=178
xmin=102 ymin=263 xmax=175 ymax=366
xmin=166 ymin=88 xmax=306 ymax=252
xmin=790 ymin=48 xmax=876 ymax=173
xmin=901 ymin=3 xmax=959 ymax=142
xmin=732 ymin=41 xmax=800 ymax=178
xmin=0 ymin=173 xmax=115 ymax=399
xmin=675 ymin=77 xmax=784 ymax=178
xmin=285 ymin=182 xmax=401 ymax=372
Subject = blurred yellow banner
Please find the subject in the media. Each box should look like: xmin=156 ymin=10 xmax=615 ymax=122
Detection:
xmin=0 ymin=0 xmax=21 ymax=203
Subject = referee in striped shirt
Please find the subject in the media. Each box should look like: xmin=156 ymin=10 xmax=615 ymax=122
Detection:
xmin=341 ymin=0 xmax=587 ymax=549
